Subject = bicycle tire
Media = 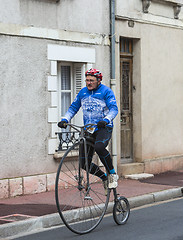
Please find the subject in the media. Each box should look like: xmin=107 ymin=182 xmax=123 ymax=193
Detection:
xmin=55 ymin=140 xmax=110 ymax=234
xmin=113 ymin=196 xmax=130 ymax=225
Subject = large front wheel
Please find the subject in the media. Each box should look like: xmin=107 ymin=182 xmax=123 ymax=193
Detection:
xmin=55 ymin=141 xmax=110 ymax=234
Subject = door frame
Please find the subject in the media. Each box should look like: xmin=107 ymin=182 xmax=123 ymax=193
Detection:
xmin=120 ymin=38 xmax=133 ymax=162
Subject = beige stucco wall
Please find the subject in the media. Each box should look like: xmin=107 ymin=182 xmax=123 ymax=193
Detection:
xmin=141 ymin=24 xmax=183 ymax=160
xmin=1 ymin=0 xmax=183 ymax=183
xmin=115 ymin=0 xmax=183 ymax=167
xmin=0 ymin=0 xmax=109 ymax=34
xmin=0 ymin=0 xmax=111 ymax=180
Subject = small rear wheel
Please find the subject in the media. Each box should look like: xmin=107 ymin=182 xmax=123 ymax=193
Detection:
xmin=113 ymin=196 xmax=130 ymax=225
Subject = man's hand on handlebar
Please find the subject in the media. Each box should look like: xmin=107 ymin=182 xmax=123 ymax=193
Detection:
xmin=97 ymin=119 xmax=109 ymax=129
xmin=58 ymin=119 xmax=68 ymax=129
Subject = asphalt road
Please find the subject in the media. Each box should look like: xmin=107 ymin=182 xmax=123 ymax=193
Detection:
xmin=14 ymin=198 xmax=183 ymax=240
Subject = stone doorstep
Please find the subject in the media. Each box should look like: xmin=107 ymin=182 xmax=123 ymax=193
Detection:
xmin=124 ymin=173 xmax=154 ymax=180
xmin=118 ymin=162 xmax=145 ymax=176
xmin=118 ymin=156 xmax=183 ymax=176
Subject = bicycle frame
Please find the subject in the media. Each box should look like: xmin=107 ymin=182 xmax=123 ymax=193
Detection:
xmin=78 ymin=137 xmax=90 ymax=195
xmin=55 ymin=123 xmax=130 ymax=234
xmin=63 ymin=123 xmax=120 ymax=201
xmin=112 ymin=188 xmax=120 ymax=203
xmin=66 ymin=123 xmax=96 ymax=198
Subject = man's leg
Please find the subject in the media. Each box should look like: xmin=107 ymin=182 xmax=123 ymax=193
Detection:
xmin=80 ymin=139 xmax=107 ymax=181
xmin=94 ymin=127 xmax=118 ymax=188
xmin=94 ymin=127 xmax=114 ymax=174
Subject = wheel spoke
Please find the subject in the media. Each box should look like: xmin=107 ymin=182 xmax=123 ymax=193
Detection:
xmin=113 ymin=197 xmax=130 ymax=225
xmin=55 ymin=141 xmax=109 ymax=234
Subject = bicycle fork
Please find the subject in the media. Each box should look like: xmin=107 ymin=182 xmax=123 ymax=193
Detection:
xmin=78 ymin=137 xmax=92 ymax=199
xmin=113 ymin=188 xmax=120 ymax=203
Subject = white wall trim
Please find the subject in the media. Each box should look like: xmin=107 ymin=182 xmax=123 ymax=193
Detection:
xmin=48 ymin=76 xmax=57 ymax=91
xmin=51 ymin=92 xmax=57 ymax=107
xmin=50 ymin=61 xmax=57 ymax=76
xmin=48 ymin=108 xmax=58 ymax=123
xmin=47 ymin=44 xmax=96 ymax=63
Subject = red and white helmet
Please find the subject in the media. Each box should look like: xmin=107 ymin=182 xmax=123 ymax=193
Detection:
xmin=85 ymin=68 xmax=103 ymax=80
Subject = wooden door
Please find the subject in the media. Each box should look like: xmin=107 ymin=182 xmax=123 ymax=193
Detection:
xmin=120 ymin=38 xmax=133 ymax=162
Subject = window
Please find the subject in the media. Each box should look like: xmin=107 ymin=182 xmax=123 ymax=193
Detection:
xmin=56 ymin=62 xmax=85 ymax=151
xmin=120 ymin=38 xmax=133 ymax=111
xmin=120 ymin=38 xmax=133 ymax=55
xmin=58 ymin=62 xmax=85 ymax=125
xmin=47 ymin=44 xmax=95 ymax=155
xmin=59 ymin=65 xmax=72 ymax=118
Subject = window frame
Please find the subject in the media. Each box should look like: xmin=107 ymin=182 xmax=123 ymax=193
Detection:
xmin=47 ymin=44 xmax=95 ymax=155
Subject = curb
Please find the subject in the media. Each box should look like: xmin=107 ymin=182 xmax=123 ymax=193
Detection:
xmin=0 ymin=187 xmax=182 ymax=239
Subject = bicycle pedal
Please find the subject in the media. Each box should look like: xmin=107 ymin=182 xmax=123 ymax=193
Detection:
xmin=84 ymin=196 xmax=93 ymax=200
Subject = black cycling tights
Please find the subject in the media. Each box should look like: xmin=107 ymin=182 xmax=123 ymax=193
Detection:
xmin=80 ymin=127 xmax=114 ymax=181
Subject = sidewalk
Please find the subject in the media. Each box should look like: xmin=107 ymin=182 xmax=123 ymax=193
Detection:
xmin=0 ymin=170 xmax=183 ymax=238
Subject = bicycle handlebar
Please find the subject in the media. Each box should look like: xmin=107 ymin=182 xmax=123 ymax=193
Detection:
xmin=64 ymin=123 xmax=97 ymax=133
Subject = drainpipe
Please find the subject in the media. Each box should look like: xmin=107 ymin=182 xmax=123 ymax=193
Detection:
xmin=110 ymin=0 xmax=117 ymax=172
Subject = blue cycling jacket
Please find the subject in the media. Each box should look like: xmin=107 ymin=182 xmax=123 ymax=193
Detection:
xmin=63 ymin=84 xmax=118 ymax=131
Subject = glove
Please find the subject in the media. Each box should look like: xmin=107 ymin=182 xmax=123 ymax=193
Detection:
xmin=58 ymin=119 xmax=68 ymax=129
xmin=97 ymin=119 xmax=109 ymax=129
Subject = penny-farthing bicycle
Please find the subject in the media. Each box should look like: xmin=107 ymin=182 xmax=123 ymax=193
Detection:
xmin=55 ymin=123 xmax=130 ymax=235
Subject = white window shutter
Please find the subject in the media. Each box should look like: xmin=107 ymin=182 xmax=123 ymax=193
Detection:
xmin=73 ymin=63 xmax=85 ymax=125
xmin=73 ymin=63 xmax=85 ymax=96
xmin=75 ymin=66 xmax=82 ymax=95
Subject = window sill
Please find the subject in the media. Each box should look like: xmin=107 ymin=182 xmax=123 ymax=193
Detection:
xmin=53 ymin=150 xmax=79 ymax=161
xmin=156 ymin=0 xmax=183 ymax=5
